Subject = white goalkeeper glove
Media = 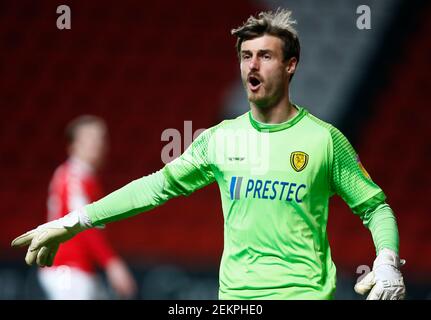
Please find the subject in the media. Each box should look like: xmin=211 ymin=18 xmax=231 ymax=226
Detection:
xmin=354 ymin=248 xmax=406 ymax=300
xmin=11 ymin=209 xmax=93 ymax=267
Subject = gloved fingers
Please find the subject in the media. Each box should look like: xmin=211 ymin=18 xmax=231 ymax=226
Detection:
xmin=354 ymin=271 xmax=375 ymax=295
xmin=36 ymin=246 xmax=51 ymax=267
xmin=392 ymin=287 xmax=406 ymax=300
xmin=367 ymin=284 xmax=383 ymax=300
xmin=381 ymin=287 xmax=405 ymax=300
xmin=24 ymin=230 xmax=49 ymax=266
xmin=390 ymin=293 xmax=402 ymax=300
xmin=27 ymin=230 xmax=50 ymax=254
xmin=30 ymin=228 xmax=64 ymax=251
xmin=11 ymin=229 xmax=37 ymax=248
xmin=46 ymin=245 xmax=59 ymax=267
xmin=399 ymin=288 xmax=406 ymax=300
xmin=380 ymin=290 xmax=390 ymax=300
xmin=25 ymin=245 xmax=39 ymax=266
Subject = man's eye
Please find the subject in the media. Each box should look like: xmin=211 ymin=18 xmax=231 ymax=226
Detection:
xmin=242 ymin=55 xmax=251 ymax=60
xmin=263 ymin=54 xmax=271 ymax=60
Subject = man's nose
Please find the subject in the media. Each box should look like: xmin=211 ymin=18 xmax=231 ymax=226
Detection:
xmin=249 ymin=56 xmax=259 ymax=71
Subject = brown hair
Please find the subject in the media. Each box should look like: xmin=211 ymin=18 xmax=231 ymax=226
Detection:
xmin=231 ymin=8 xmax=300 ymax=79
xmin=65 ymin=115 xmax=106 ymax=144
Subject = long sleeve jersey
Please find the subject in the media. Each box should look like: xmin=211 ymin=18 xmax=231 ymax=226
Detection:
xmin=85 ymin=105 xmax=399 ymax=299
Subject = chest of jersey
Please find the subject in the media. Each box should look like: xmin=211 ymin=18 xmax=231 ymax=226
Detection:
xmin=211 ymin=126 xmax=330 ymax=205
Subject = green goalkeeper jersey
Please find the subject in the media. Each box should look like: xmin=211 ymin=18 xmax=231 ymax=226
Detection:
xmin=86 ymin=105 xmax=393 ymax=299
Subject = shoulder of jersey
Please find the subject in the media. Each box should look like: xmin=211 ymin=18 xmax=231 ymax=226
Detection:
xmin=217 ymin=112 xmax=250 ymax=129
xmin=302 ymin=111 xmax=337 ymax=138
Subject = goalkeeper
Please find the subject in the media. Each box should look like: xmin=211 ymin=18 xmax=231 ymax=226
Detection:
xmin=12 ymin=8 xmax=405 ymax=300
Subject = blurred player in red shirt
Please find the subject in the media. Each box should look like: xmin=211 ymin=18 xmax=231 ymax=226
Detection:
xmin=38 ymin=115 xmax=137 ymax=299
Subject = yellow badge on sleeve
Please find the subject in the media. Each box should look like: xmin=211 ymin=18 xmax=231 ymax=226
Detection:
xmin=357 ymin=155 xmax=371 ymax=179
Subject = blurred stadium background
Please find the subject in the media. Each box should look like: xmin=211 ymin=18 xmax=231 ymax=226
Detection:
xmin=1 ymin=0 xmax=430 ymax=299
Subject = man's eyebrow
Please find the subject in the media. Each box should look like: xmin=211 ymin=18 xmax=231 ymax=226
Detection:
xmin=240 ymin=49 xmax=274 ymax=54
xmin=257 ymin=49 xmax=274 ymax=54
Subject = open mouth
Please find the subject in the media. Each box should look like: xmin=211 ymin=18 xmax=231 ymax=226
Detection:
xmin=248 ymin=75 xmax=262 ymax=92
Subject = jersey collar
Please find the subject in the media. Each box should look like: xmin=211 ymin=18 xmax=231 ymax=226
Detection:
xmin=68 ymin=156 xmax=95 ymax=175
xmin=248 ymin=105 xmax=307 ymax=132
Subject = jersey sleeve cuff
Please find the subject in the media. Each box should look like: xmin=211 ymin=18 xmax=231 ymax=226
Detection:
xmin=351 ymin=190 xmax=386 ymax=214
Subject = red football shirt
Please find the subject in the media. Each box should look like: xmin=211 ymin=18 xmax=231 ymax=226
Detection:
xmin=47 ymin=157 xmax=116 ymax=273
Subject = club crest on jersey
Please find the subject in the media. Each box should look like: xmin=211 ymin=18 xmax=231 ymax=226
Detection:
xmin=290 ymin=151 xmax=308 ymax=172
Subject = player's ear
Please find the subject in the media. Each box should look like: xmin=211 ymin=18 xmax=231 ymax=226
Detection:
xmin=285 ymin=57 xmax=298 ymax=77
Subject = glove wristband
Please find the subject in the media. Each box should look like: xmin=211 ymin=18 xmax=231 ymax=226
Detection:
xmin=374 ymin=248 xmax=401 ymax=269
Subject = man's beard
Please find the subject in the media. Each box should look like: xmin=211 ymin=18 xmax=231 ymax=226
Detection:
xmin=248 ymin=85 xmax=283 ymax=109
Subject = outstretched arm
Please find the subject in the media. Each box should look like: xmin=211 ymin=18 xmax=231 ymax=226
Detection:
xmin=84 ymin=169 xmax=169 ymax=226
xmin=85 ymin=120 xmax=218 ymax=226
xmin=11 ymin=126 xmax=217 ymax=266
